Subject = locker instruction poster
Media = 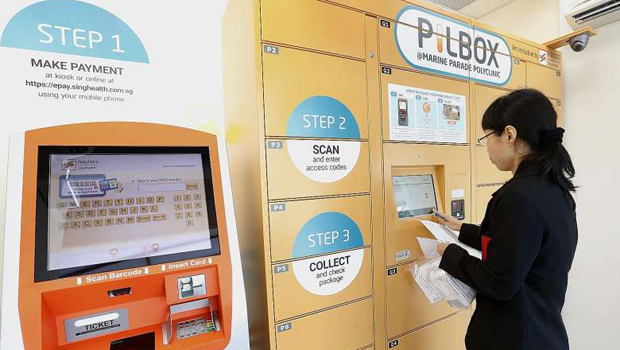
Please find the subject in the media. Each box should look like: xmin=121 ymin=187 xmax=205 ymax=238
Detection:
xmin=388 ymin=83 xmax=467 ymax=143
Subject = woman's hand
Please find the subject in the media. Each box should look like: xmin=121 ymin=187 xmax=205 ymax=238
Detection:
xmin=437 ymin=242 xmax=450 ymax=256
xmin=433 ymin=209 xmax=463 ymax=232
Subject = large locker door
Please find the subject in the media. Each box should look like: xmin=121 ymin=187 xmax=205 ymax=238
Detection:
xmin=386 ymin=263 xmax=455 ymax=338
xmin=387 ymin=312 xmax=469 ymax=350
xmin=265 ymin=139 xmax=370 ymax=200
xmin=269 ymin=195 xmax=372 ymax=262
xmin=526 ymin=62 xmax=562 ymax=99
xmin=262 ymin=46 xmax=368 ymax=139
xmin=475 ymin=148 xmax=511 ymax=185
xmin=272 ymin=247 xmax=373 ymax=320
xmin=261 ymin=0 xmax=365 ymax=58
xmin=476 ymin=185 xmax=500 ymax=224
xmin=275 ymin=298 xmax=374 ymax=350
xmin=473 ymin=85 xmax=512 ymax=186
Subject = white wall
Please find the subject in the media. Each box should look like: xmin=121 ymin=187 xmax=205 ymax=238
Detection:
xmin=478 ymin=0 xmax=560 ymax=42
xmin=477 ymin=1 xmax=620 ymax=349
xmin=560 ymin=19 xmax=620 ymax=350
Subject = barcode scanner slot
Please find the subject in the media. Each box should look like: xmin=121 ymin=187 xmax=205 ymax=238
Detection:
xmin=108 ymin=287 xmax=132 ymax=298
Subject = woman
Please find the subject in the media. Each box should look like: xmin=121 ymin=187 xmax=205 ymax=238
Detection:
xmin=436 ymin=88 xmax=578 ymax=350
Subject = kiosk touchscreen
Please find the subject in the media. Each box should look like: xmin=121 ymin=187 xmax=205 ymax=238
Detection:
xmin=1 ymin=123 xmax=250 ymax=350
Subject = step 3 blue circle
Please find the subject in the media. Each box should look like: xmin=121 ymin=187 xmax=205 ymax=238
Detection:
xmin=292 ymin=211 xmax=363 ymax=259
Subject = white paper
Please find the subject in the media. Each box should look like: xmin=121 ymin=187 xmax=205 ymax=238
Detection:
xmin=420 ymin=220 xmax=482 ymax=259
xmin=417 ymin=237 xmax=440 ymax=259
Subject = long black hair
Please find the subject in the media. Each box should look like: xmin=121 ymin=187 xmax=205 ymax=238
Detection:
xmin=482 ymin=88 xmax=577 ymax=193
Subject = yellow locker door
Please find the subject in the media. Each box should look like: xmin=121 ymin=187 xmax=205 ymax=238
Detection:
xmin=386 ymin=262 xmax=456 ymax=338
xmin=326 ymin=0 xmax=411 ymax=20
xmin=472 ymin=84 xmax=508 ymax=141
xmin=272 ymin=247 xmax=373 ymax=321
xmin=476 ymin=185 xmax=501 ymax=224
xmin=387 ymin=312 xmax=469 ymax=350
xmin=269 ymin=195 xmax=372 ymax=262
xmin=327 ymin=0 xmax=472 ymax=24
xmin=472 ymin=85 xmax=512 ymax=186
xmin=475 ymin=147 xmax=511 ymax=186
xmin=265 ymin=139 xmax=370 ymax=200
xmin=262 ymin=46 xmax=368 ymax=139
xmin=526 ymin=62 xmax=562 ymax=99
xmin=323 ymin=0 xmax=379 ymax=13
xmin=275 ymin=298 xmax=374 ymax=350
xmin=261 ymin=0 xmax=365 ymax=58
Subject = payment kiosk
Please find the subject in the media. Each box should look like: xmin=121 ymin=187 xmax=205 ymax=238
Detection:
xmin=0 ymin=123 xmax=250 ymax=350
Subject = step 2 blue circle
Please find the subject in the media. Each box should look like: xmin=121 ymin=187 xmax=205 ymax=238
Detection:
xmin=287 ymin=96 xmax=360 ymax=139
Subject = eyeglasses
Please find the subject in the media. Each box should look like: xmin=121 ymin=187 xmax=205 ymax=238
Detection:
xmin=477 ymin=131 xmax=496 ymax=146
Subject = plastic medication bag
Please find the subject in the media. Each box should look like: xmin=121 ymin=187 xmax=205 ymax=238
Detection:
xmin=411 ymin=257 xmax=476 ymax=309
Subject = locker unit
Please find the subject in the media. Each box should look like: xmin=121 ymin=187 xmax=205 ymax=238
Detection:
xmin=222 ymin=1 xmax=563 ymax=349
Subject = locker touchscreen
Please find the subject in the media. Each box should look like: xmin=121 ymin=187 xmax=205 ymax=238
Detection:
xmin=393 ymin=174 xmax=437 ymax=219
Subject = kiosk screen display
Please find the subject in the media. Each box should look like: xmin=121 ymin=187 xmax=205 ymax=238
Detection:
xmin=35 ymin=147 xmax=221 ymax=281
xmin=393 ymin=174 xmax=437 ymax=219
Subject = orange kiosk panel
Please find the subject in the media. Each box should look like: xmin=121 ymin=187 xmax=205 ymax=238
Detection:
xmin=1 ymin=123 xmax=249 ymax=350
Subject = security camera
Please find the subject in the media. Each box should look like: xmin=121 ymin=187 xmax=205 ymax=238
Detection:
xmin=568 ymin=33 xmax=590 ymax=52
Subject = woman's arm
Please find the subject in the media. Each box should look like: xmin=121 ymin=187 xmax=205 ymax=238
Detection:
xmin=459 ymin=223 xmax=483 ymax=250
xmin=438 ymin=193 xmax=543 ymax=301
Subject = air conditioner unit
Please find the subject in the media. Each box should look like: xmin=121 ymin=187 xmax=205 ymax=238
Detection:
xmin=565 ymin=0 xmax=620 ymax=29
